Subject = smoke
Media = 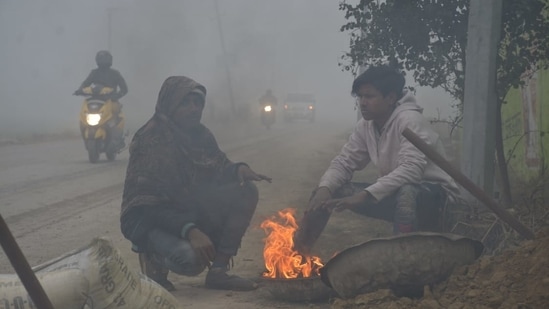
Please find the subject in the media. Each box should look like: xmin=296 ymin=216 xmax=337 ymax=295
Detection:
xmin=0 ymin=0 xmax=451 ymax=137
xmin=0 ymin=0 xmax=109 ymax=135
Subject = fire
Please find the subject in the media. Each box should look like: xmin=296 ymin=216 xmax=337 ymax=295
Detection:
xmin=260 ymin=208 xmax=324 ymax=279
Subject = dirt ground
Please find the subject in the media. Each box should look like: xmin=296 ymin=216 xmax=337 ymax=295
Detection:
xmin=2 ymin=119 xmax=547 ymax=308
xmin=331 ymin=229 xmax=549 ymax=309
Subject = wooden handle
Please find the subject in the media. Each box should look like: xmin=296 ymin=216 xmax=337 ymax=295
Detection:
xmin=0 ymin=214 xmax=55 ymax=309
xmin=402 ymin=128 xmax=535 ymax=240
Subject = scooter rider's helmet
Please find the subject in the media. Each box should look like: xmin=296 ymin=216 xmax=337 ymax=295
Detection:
xmin=95 ymin=50 xmax=113 ymax=69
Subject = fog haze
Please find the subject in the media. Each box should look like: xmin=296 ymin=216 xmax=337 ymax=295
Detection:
xmin=0 ymin=0 xmax=453 ymax=136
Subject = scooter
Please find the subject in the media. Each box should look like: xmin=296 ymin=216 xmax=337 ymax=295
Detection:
xmin=74 ymin=85 xmax=126 ymax=163
xmin=261 ymin=104 xmax=276 ymax=130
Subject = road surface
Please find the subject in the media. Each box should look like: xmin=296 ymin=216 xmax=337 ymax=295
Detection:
xmin=0 ymin=120 xmax=387 ymax=308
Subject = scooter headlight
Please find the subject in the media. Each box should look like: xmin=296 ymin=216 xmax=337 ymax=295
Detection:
xmin=86 ymin=113 xmax=101 ymax=126
xmin=264 ymin=105 xmax=272 ymax=112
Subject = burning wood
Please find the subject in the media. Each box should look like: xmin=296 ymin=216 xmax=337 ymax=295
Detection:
xmin=260 ymin=208 xmax=324 ymax=279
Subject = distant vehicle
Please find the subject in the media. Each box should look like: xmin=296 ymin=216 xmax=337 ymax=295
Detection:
xmin=283 ymin=93 xmax=316 ymax=123
xmin=260 ymin=103 xmax=276 ymax=130
xmin=74 ymin=85 xmax=126 ymax=163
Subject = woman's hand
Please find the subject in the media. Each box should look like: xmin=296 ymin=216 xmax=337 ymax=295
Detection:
xmin=187 ymin=228 xmax=216 ymax=267
xmin=237 ymin=165 xmax=272 ymax=185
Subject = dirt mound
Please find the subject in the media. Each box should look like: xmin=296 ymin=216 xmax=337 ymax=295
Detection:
xmin=332 ymin=229 xmax=549 ymax=309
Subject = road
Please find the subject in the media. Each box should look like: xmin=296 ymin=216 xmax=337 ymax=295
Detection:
xmin=0 ymin=120 xmax=387 ymax=308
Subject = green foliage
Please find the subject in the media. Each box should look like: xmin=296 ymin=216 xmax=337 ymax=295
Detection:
xmin=340 ymin=0 xmax=549 ymax=108
xmin=497 ymin=1 xmax=549 ymax=100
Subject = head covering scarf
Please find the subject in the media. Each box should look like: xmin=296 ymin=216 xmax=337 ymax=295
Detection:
xmin=121 ymin=76 xmax=229 ymax=216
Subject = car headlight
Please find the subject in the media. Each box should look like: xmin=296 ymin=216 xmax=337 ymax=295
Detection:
xmin=86 ymin=113 xmax=101 ymax=126
xmin=264 ymin=105 xmax=272 ymax=112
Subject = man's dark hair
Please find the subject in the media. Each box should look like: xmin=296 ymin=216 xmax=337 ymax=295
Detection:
xmin=351 ymin=65 xmax=405 ymax=97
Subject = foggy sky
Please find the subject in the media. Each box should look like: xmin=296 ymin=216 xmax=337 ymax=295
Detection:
xmin=0 ymin=0 xmax=454 ymax=136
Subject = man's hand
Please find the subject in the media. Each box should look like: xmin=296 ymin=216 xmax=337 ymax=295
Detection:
xmin=237 ymin=165 xmax=272 ymax=185
xmin=322 ymin=190 xmax=371 ymax=212
xmin=294 ymin=187 xmax=333 ymax=254
xmin=187 ymin=228 xmax=216 ymax=267
xmin=308 ymin=187 xmax=332 ymax=211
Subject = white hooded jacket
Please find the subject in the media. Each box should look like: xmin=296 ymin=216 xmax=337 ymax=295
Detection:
xmin=318 ymin=91 xmax=461 ymax=202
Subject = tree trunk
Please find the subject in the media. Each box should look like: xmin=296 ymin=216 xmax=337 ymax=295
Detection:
xmin=495 ymin=102 xmax=513 ymax=207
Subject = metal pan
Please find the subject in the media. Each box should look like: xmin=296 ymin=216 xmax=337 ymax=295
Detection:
xmin=320 ymin=232 xmax=484 ymax=299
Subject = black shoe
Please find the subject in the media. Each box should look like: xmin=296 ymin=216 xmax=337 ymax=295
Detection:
xmin=139 ymin=252 xmax=175 ymax=291
xmin=155 ymin=278 xmax=176 ymax=292
xmin=205 ymin=268 xmax=258 ymax=291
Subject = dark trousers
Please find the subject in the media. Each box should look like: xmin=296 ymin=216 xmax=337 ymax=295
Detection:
xmin=343 ymin=182 xmax=446 ymax=232
xmin=145 ymin=181 xmax=258 ymax=276
xmin=294 ymin=182 xmax=447 ymax=253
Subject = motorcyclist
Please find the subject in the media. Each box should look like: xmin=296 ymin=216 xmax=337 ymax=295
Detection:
xmin=74 ymin=50 xmax=127 ymax=147
xmin=74 ymin=50 xmax=128 ymax=103
xmin=259 ymin=89 xmax=278 ymax=108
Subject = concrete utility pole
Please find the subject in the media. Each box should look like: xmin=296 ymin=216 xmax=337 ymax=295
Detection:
xmin=356 ymin=2 xmax=370 ymax=122
xmin=107 ymin=7 xmax=115 ymax=51
xmin=356 ymin=64 xmax=366 ymax=121
xmin=213 ymin=0 xmax=237 ymax=117
xmin=461 ymin=0 xmax=502 ymax=196
xmin=106 ymin=6 xmax=123 ymax=51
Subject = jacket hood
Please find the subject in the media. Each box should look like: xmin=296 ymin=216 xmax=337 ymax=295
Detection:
xmin=155 ymin=76 xmax=207 ymax=117
xmin=382 ymin=90 xmax=423 ymax=130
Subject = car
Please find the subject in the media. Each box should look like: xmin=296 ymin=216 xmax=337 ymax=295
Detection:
xmin=282 ymin=93 xmax=316 ymax=123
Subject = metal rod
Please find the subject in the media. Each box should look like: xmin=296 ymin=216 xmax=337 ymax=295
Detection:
xmin=402 ymin=128 xmax=535 ymax=240
xmin=0 ymin=214 xmax=55 ymax=309
xmin=108 ymin=10 xmax=112 ymax=51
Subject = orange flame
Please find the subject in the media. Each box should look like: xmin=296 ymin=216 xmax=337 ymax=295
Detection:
xmin=260 ymin=208 xmax=324 ymax=279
